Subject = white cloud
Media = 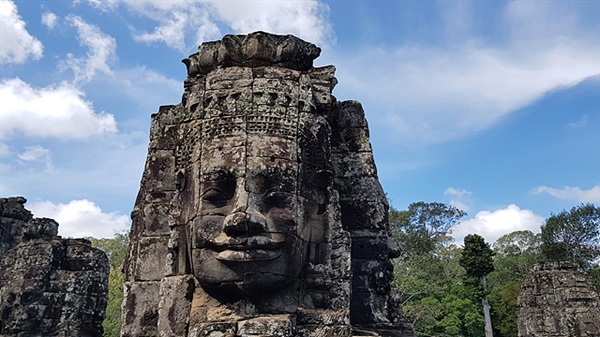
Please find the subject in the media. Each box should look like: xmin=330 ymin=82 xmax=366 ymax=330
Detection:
xmin=0 ymin=143 xmax=11 ymax=157
xmin=531 ymin=185 xmax=600 ymax=204
xmin=208 ymin=1 xmax=332 ymax=47
xmin=567 ymin=115 xmax=588 ymax=128
xmin=18 ymin=145 xmax=53 ymax=170
xmin=41 ymin=11 xmax=58 ymax=30
xmin=453 ymin=204 xmax=544 ymax=244
xmin=133 ymin=10 xmax=197 ymax=50
xmin=449 ymin=200 xmax=470 ymax=213
xmin=444 ymin=187 xmax=472 ymax=212
xmin=445 ymin=187 xmax=471 ymax=197
xmin=0 ymin=0 xmax=43 ymax=64
xmin=28 ymin=199 xmax=130 ymax=238
xmin=0 ymin=78 xmax=117 ymax=139
xmin=333 ymin=1 xmax=599 ymax=145
xmin=113 ymin=66 xmax=182 ymax=108
xmin=78 ymin=0 xmax=120 ymax=11
xmin=79 ymin=0 xmax=332 ymax=51
xmin=60 ymin=15 xmax=116 ymax=84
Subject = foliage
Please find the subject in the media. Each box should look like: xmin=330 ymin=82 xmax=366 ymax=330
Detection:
xmin=396 ymin=250 xmax=485 ymax=337
xmin=390 ymin=201 xmax=466 ymax=259
xmin=391 ymin=202 xmax=487 ymax=337
xmin=90 ymin=232 xmax=129 ymax=337
xmin=493 ymin=230 xmax=541 ymax=257
xmin=490 ymin=231 xmax=542 ymax=285
xmin=460 ymin=234 xmax=495 ymax=281
xmin=392 ymin=202 xmax=600 ymax=337
xmin=459 ymin=234 xmax=495 ymax=337
xmin=589 ymin=266 xmax=600 ymax=291
xmin=487 ymin=280 xmax=520 ymax=337
xmin=487 ymin=230 xmax=543 ymax=337
xmin=540 ymin=203 xmax=600 ymax=270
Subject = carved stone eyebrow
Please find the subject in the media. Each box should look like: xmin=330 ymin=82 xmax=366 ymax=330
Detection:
xmin=200 ymin=169 xmax=236 ymax=183
xmin=245 ymin=167 xmax=296 ymax=194
xmin=200 ymin=170 xmax=236 ymax=198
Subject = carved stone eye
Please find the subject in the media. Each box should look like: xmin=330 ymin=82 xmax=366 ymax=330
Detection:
xmin=262 ymin=191 xmax=292 ymax=209
xmin=201 ymin=188 xmax=230 ymax=208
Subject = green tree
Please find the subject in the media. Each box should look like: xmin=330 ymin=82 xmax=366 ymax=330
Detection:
xmin=487 ymin=280 xmax=520 ymax=337
xmin=391 ymin=202 xmax=484 ymax=336
xmin=487 ymin=230 xmax=543 ymax=337
xmin=90 ymin=232 xmax=129 ymax=337
xmin=589 ymin=266 xmax=600 ymax=290
xmin=541 ymin=203 xmax=600 ymax=269
xmin=390 ymin=201 xmax=466 ymax=258
xmin=460 ymin=234 xmax=495 ymax=337
xmin=398 ymin=266 xmax=485 ymax=337
xmin=491 ymin=230 xmax=542 ymax=284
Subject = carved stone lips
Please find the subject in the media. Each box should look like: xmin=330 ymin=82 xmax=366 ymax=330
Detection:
xmin=207 ymin=235 xmax=286 ymax=261
xmin=214 ymin=249 xmax=283 ymax=261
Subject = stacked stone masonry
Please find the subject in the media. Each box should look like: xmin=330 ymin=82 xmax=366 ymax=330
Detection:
xmin=0 ymin=197 xmax=109 ymax=337
xmin=121 ymin=32 xmax=415 ymax=337
xmin=518 ymin=261 xmax=600 ymax=337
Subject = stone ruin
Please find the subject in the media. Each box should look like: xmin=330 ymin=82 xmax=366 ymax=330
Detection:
xmin=518 ymin=261 xmax=600 ymax=337
xmin=0 ymin=196 xmax=109 ymax=337
xmin=121 ymin=32 xmax=415 ymax=337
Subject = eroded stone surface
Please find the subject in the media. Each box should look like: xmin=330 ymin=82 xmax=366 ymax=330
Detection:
xmin=122 ymin=31 xmax=415 ymax=337
xmin=0 ymin=196 xmax=109 ymax=337
xmin=518 ymin=261 xmax=600 ymax=337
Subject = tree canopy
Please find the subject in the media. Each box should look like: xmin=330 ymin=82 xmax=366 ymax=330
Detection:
xmin=390 ymin=201 xmax=466 ymax=258
xmin=89 ymin=232 xmax=129 ymax=337
xmin=460 ymin=234 xmax=495 ymax=280
xmin=541 ymin=203 xmax=600 ymax=269
xmin=460 ymin=234 xmax=495 ymax=337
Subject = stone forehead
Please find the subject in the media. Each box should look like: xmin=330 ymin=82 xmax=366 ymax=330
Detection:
xmin=199 ymin=68 xmax=317 ymax=140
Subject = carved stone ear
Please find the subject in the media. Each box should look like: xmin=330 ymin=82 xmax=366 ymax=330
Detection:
xmin=310 ymin=169 xmax=332 ymax=189
xmin=176 ymin=169 xmax=186 ymax=191
xmin=310 ymin=170 xmax=332 ymax=214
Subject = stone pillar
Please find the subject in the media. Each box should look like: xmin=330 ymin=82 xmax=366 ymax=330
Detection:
xmin=518 ymin=261 xmax=600 ymax=337
xmin=0 ymin=197 xmax=109 ymax=337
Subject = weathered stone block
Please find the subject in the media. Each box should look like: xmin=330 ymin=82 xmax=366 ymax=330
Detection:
xmin=518 ymin=261 xmax=600 ymax=337
xmin=121 ymin=281 xmax=161 ymax=337
xmin=335 ymin=176 xmax=386 ymax=201
xmin=237 ymin=316 xmax=294 ymax=337
xmin=340 ymin=199 xmax=388 ymax=230
xmin=331 ymin=152 xmax=378 ymax=178
xmin=331 ymin=100 xmax=368 ymax=129
xmin=295 ymin=324 xmax=352 ymax=337
xmin=157 ymin=275 xmax=194 ymax=336
xmin=133 ymin=236 xmax=169 ymax=281
xmin=0 ymin=197 xmax=108 ymax=337
xmin=141 ymin=202 xmax=173 ymax=236
xmin=143 ymin=150 xmax=177 ymax=192
xmin=330 ymin=127 xmax=372 ymax=153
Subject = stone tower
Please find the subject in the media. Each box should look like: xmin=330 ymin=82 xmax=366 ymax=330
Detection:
xmin=121 ymin=32 xmax=414 ymax=337
xmin=518 ymin=261 xmax=600 ymax=337
xmin=0 ymin=197 xmax=109 ymax=337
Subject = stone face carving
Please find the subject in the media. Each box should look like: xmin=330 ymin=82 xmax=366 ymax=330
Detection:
xmin=518 ymin=261 xmax=600 ymax=337
xmin=122 ymin=31 xmax=414 ymax=337
xmin=0 ymin=196 xmax=109 ymax=337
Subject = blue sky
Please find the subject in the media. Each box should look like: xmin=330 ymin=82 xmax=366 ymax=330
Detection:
xmin=1 ymin=0 xmax=598 ymax=243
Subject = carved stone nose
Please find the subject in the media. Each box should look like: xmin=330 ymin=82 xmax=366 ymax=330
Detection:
xmin=223 ymin=211 xmax=265 ymax=236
